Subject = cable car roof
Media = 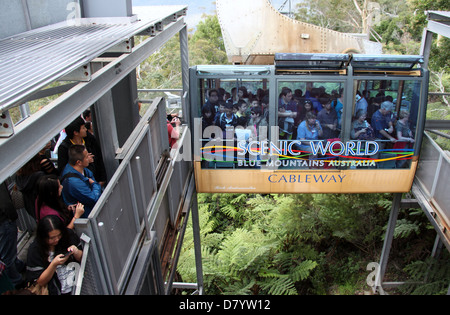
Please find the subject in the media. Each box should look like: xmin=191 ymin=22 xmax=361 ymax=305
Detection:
xmin=351 ymin=54 xmax=424 ymax=71
xmin=272 ymin=53 xmax=424 ymax=72
xmin=275 ymin=53 xmax=350 ymax=70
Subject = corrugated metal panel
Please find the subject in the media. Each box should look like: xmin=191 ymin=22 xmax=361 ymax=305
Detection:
xmin=216 ymin=0 xmax=382 ymax=64
xmin=0 ymin=5 xmax=187 ymax=111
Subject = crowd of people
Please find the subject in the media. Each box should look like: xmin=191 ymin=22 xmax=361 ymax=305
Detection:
xmin=1 ymin=109 xmax=105 ymax=295
xmin=200 ymin=85 xmax=415 ymax=167
xmin=1 ymin=100 xmax=186 ymax=295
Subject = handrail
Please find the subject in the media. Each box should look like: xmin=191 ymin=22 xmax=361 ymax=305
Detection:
xmin=414 ymin=132 xmax=450 ymax=246
xmin=74 ymin=96 xmax=193 ymax=294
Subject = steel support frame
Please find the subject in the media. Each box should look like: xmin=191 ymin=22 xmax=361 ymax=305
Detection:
xmin=179 ymin=25 xmax=191 ymax=127
xmin=375 ymin=193 xmax=402 ymax=294
xmin=163 ymin=175 xmax=203 ymax=295
xmin=190 ymin=190 xmax=204 ymax=295
xmin=0 ymin=18 xmax=186 ymax=184
xmin=377 ymin=187 xmax=450 ymax=295
xmin=418 ymin=14 xmax=450 ymax=294
xmin=420 ymin=14 xmax=450 ymax=70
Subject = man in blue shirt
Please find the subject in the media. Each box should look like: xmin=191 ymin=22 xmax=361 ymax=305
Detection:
xmin=61 ymin=145 xmax=102 ymax=218
xmin=372 ymin=101 xmax=396 ymax=142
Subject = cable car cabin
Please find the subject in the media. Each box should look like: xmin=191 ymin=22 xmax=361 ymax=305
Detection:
xmin=189 ymin=53 xmax=429 ymax=194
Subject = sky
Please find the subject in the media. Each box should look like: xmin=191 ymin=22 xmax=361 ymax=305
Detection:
xmin=132 ymin=0 xmax=302 ymax=29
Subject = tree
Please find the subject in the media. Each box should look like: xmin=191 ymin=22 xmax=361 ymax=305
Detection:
xmin=136 ymin=13 xmax=228 ymax=91
xmin=189 ymin=14 xmax=228 ymax=65
xmin=294 ymin=0 xmax=404 ymax=36
xmin=295 ymin=0 xmax=358 ymax=33
xmin=295 ymin=0 xmax=449 ymax=105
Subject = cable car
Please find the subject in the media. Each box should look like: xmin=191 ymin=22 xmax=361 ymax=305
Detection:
xmin=189 ymin=53 xmax=429 ymax=194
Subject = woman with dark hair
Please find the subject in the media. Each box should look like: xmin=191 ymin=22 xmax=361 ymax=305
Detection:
xmin=296 ymin=111 xmax=323 ymax=159
xmin=26 ymin=215 xmax=83 ymax=295
xmin=201 ymin=103 xmax=216 ymax=132
xmin=15 ymin=155 xmax=45 ymax=219
xmin=35 ymin=175 xmax=84 ymax=229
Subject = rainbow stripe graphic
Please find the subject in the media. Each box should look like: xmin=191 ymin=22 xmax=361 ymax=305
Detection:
xmin=200 ymin=145 xmax=414 ymax=164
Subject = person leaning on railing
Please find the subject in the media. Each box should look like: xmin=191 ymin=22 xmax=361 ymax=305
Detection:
xmin=26 ymin=215 xmax=82 ymax=295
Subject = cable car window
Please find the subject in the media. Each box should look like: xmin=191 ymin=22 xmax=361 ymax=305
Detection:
xmin=197 ymin=78 xmax=270 ymax=169
xmin=274 ymin=80 xmax=345 ymax=169
xmin=351 ymin=55 xmax=423 ymax=71
xmin=353 ymin=79 xmax=422 ymax=169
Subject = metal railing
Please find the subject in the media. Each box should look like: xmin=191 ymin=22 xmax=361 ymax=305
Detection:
xmin=74 ymin=97 xmax=194 ymax=294
xmin=414 ymin=132 xmax=450 ymax=248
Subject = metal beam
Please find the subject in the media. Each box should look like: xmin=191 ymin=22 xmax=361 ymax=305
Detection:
xmin=427 ymin=20 xmax=450 ymax=39
xmin=376 ymin=193 xmax=402 ymax=293
xmin=190 ymin=190 xmax=204 ymax=295
xmin=179 ymin=25 xmax=190 ymax=126
xmin=412 ymin=182 xmax=450 ymax=253
xmin=425 ymin=120 xmax=450 ymax=130
xmin=0 ymin=18 xmax=186 ymax=184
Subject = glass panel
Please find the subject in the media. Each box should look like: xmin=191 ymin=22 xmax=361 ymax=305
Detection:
xmin=275 ymin=81 xmax=345 ymax=169
xmin=416 ymin=135 xmax=440 ymax=192
xmin=197 ymin=78 xmax=270 ymax=169
xmin=351 ymin=55 xmax=423 ymax=71
xmin=353 ymin=79 xmax=421 ymax=169
xmin=196 ymin=65 xmax=271 ymax=76
xmin=275 ymin=53 xmax=350 ymax=70
xmin=434 ymin=159 xmax=450 ymax=221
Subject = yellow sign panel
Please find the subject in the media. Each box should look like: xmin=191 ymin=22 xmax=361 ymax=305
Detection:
xmin=194 ymin=161 xmax=417 ymax=194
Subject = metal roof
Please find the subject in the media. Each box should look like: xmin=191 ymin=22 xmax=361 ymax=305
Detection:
xmin=427 ymin=11 xmax=450 ymax=22
xmin=0 ymin=5 xmax=187 ymax=112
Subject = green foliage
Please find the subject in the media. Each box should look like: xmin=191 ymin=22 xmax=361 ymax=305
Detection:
xmin=178 ymin=191 xmax=447 ymax=295
xmin=295 ymin=0 xmax=357 ymax=33
xmin=316 ymin=194 xmax=390 ymax=251
xmin=259 ymin=277 xmax=297 ymax=295
xmin=400 ymin=254 xmax=450 ymax=295
xmin=394 ymin=219 xmax=421 ymax=239
xmin=136 ymin=13 xmax=228 ymax=92
xmin=295 ymin=0 xmax=449 ymax=75
xmin=406 ymin=0 xmax=450 ymax=40
xmin=179 ymin=193 xmax=394 ymax=295
xmin=191 ymin=15 xmax=226 ymax=53
xmin=136 ymin=35 xmax=182 ymax=89
xmin=178 ymin=194 xmax=322 ymax=295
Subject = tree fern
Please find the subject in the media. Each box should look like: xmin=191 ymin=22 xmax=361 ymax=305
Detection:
xmin=290 ymin=260 xmax=318 ymax=282
xmin=401 ymin=256 xmax=450 ymax=295
xmin=258 ymin=259 xmax=317 ymax=295
xmin=259 ymin=276 xmax=297 ymax=295
xmin=394 ymin=218 xmax=421 ymax=239
xmin=222 ymin=279 xmax=256 ymax=295
xmin=216 ymin=229 xmax=275 ymax=274
xmin=178 ymin=193 xmax=400 ymax=295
